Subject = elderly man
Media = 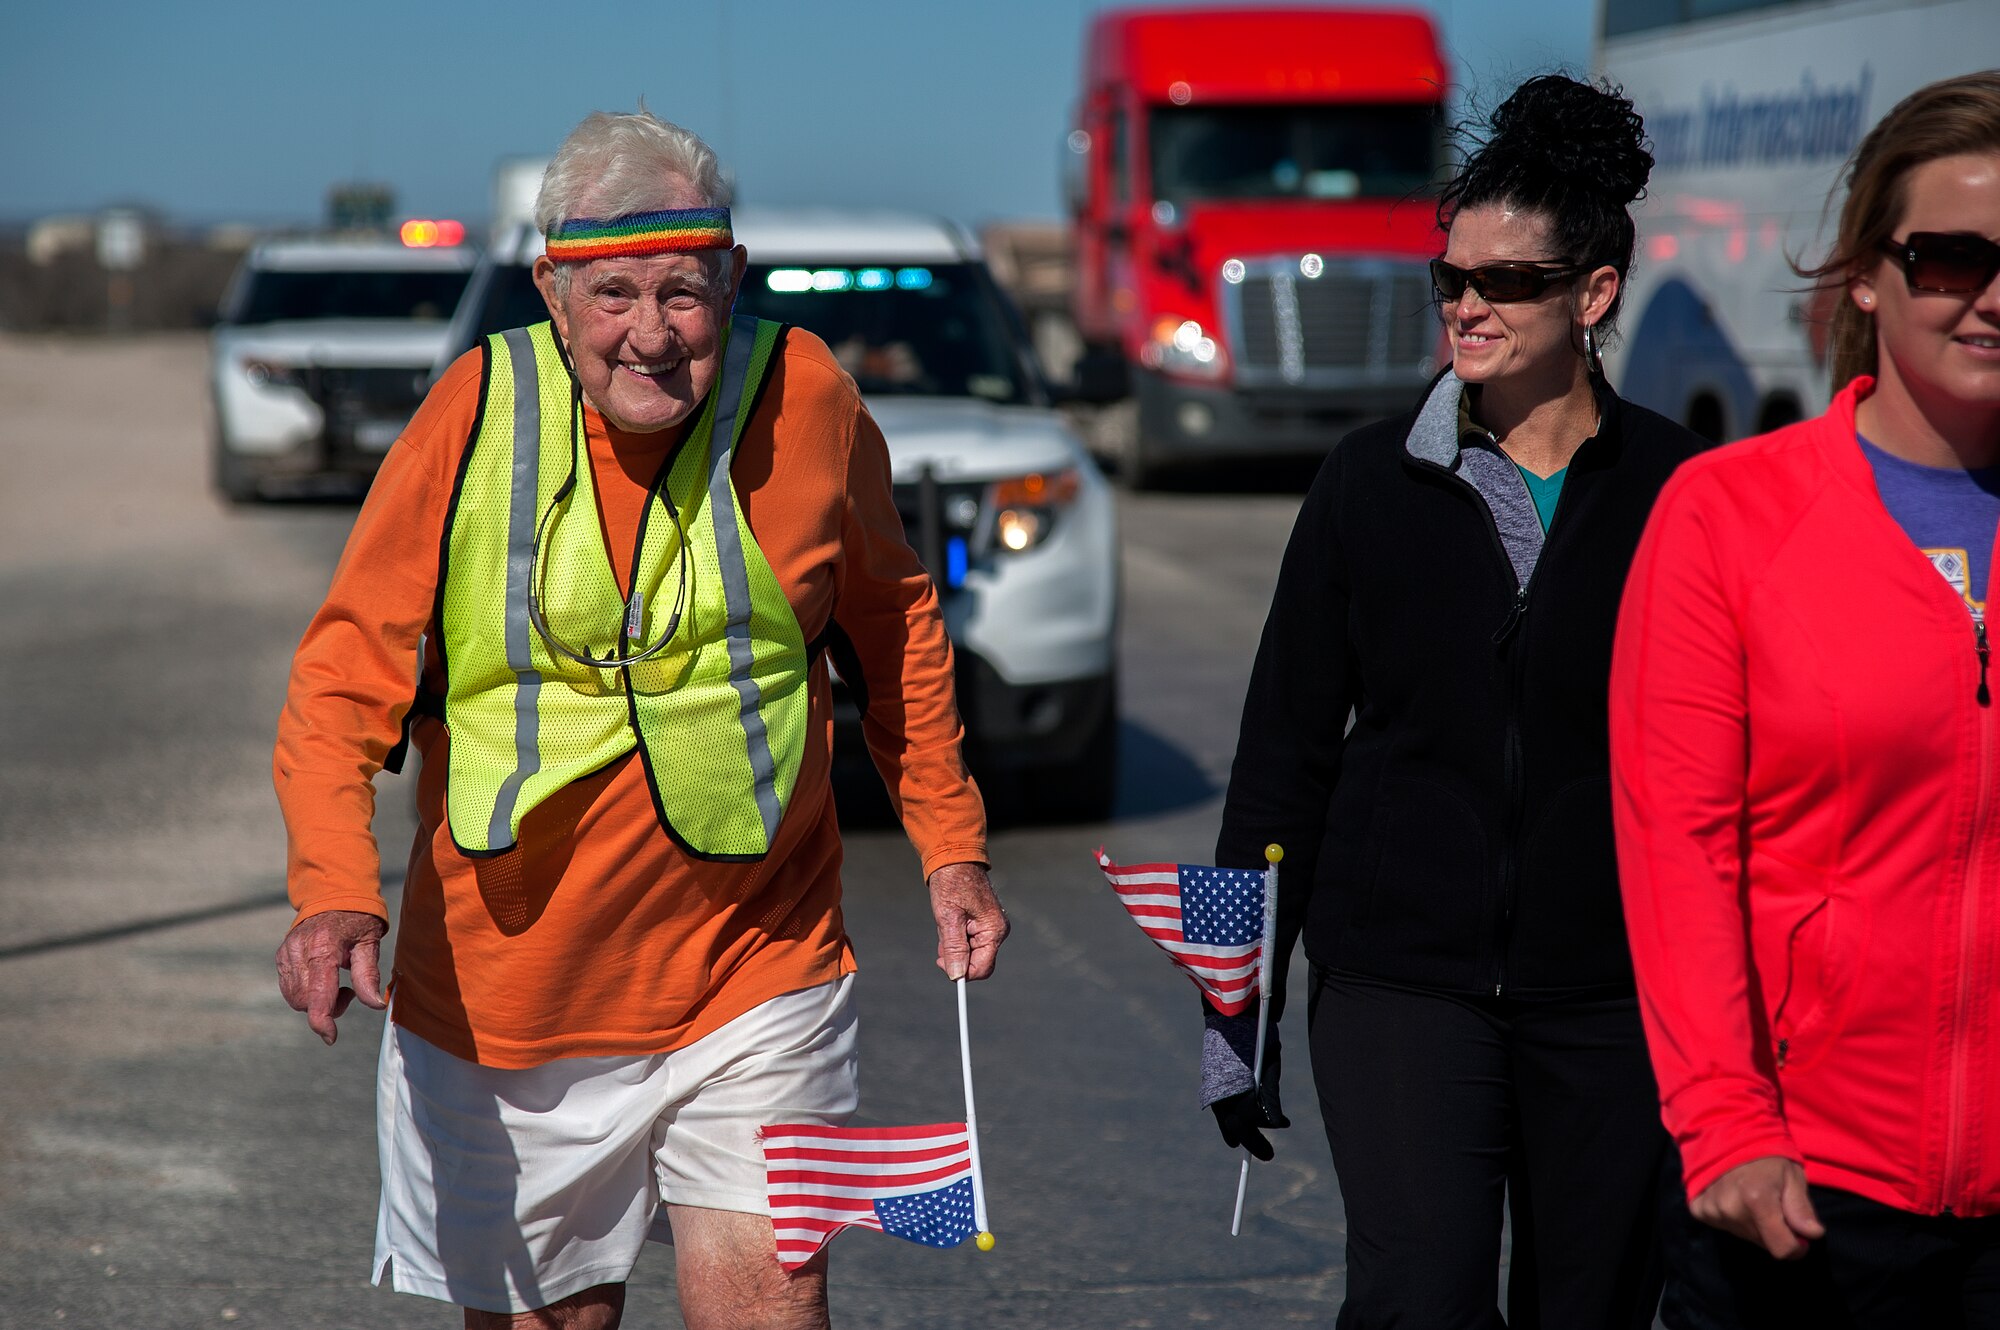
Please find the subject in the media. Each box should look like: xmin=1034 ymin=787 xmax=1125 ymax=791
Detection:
xmin=272 ymin=110 xmax=1006 ymax=1329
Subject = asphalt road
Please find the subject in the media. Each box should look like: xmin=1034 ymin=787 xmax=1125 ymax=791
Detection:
xmin=0 ymin=331 xmax=1345 ymax=1328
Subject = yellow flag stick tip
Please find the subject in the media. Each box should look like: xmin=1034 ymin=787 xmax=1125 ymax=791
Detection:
xmin=975 ymin=1231 xmax=996 ymax=1251
xmin=1264 ymin=843 xmax=1284 ymax=864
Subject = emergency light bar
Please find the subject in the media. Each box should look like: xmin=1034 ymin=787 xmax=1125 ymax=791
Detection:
xmin=400 ymin=219 xmax=466 ymax=248
xmin=765 ymin=267 xmax=933 ymax=293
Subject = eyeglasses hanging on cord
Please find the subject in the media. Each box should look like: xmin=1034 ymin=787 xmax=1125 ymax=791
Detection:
xmin=526 ymin=376 xmax=691 ymax=671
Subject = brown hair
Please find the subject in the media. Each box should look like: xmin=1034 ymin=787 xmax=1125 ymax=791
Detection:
xmin=1802 ymin=71 xmax=2000 ymax=390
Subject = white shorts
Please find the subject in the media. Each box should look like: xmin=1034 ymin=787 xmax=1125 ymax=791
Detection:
xmin=371 ymin=975 xmax=858 ymax=1313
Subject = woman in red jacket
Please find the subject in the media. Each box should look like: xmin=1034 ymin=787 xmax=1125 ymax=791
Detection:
xmin=1612 ymin=71 xmax=2000 ymax=1326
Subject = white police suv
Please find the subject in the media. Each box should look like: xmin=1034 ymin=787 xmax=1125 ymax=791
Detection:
xmin=211 ymin=236 xmax=473 ymax=501
xmin=434 ymin=210 xmax=1121 ymax=820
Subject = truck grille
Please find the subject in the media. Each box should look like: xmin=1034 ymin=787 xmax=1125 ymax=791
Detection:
xmin=1222 ymin=258 xmax=1437 ymax=390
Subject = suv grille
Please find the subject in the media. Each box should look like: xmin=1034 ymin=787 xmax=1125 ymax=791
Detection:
xmin=1222 ymin=258 xmax=1437 ymax=390
xmin=311 ymin=366 xmax=430 ymax=419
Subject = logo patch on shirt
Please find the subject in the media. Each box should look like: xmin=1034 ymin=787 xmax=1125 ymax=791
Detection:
xmin=1925 ymin=547 xmax=1983 ymax=616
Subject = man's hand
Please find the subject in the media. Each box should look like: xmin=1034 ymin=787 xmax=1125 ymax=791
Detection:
xmin=275 ymin=910 xmax=388 ymax=1045
xmin=928 ymin=862 xmax=1008 ymax=981
xmin=1691 ymin=1156 xmax=1825 ymax=1259
xmin=1210 ymin=1088 xmax=1289 ymax=1161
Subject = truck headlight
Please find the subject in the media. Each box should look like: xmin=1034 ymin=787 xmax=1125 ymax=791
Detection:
xmin=1139 ymin=315 xmax=1228 ymax=380
xmin=987 ymin=468 xmax=1081 ymax=554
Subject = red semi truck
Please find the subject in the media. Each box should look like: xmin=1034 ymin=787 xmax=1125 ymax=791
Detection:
xmin=1065 ymin=6 xmax=1451 ymax=483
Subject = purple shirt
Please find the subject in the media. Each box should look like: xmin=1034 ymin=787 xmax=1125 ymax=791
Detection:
xmin=1859 ymin=433 xmax=2000 ymax=620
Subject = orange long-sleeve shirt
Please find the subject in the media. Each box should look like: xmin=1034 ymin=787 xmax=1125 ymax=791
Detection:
xmin=274 ymin=327 xmax=985 ymax=1068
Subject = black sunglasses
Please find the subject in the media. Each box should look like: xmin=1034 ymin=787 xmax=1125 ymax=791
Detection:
xmin=1877 ymin=232 xmax=2000 ymax=294
xmin=1430 ymin=258 xmax=1585 ymax=304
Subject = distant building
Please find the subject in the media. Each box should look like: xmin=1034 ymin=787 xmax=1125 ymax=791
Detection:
xmin=26 ymin=216 xmax=93 ymax=266
xmin=327 ymin=182 xmax=395 ymax=234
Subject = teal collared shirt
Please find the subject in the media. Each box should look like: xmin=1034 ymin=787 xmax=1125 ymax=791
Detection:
xmin=1458 ymin=387 xmax=1569 ymax=533
xmin=1515 ymin=464 xmax=1567 ymax=533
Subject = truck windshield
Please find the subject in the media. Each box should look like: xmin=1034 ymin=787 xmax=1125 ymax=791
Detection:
xmin=231 ymin=269 xmax=469 ymax=324
xmin=736 ymin=264 xmax=1030 ymax=403
xmin=1149 ymin=104 xmax=1439 ymax=203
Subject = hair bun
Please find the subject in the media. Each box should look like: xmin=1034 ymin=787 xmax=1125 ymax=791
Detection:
xmin=1487 ymin=75 xmax=1653 ymax=206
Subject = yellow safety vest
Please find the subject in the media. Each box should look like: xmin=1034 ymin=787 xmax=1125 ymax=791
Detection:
xmin=437 ymin=316 xmax=808 ymax=860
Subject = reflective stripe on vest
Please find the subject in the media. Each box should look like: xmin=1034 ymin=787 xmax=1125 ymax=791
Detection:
xmin=440 ymin=316 xmax=807 ymax=860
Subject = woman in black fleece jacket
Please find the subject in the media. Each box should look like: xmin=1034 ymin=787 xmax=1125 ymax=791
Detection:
xmin=1202 ymin=76 xmax=1705 ymax=1328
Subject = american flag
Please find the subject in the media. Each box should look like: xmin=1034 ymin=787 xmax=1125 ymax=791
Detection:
xmin=1095 ymin=850 xmax=1267 ymax=1015
xmin=763 ymin=1122 xmax=975 ymax=1270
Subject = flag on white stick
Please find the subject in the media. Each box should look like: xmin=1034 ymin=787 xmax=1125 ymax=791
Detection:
xmin=763 ymin=975 xmax=997 ymax=1267
xmin=1094 ymin=849 xmax=1267 ymax=1014
xmin=1097 ymin=844 xmax=1283 ymax=1235
xmin=763 ymin=1122 xmax=975 ymax=1270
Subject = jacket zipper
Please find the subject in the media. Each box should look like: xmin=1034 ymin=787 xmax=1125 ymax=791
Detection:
xmin=1489 ymin=584 xmax=1531 ymax=996
xmin=1978 ymin=616 xmax=1990 ymax=707
xmin=1413 ymin=443 xmax=1581 ymax=998
xmin=1485 ymin=441 xmax=1587 ymax=997
xmin=1942 ymin=611 xmax=1994 ymax=1213
xmin=1458 ymin=465 xmax=1525 ymax=999
xmin=1484 ymin=451 xmax=1571 ymax=998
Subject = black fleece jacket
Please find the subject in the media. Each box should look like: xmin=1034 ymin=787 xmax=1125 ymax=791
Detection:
xmin=1213 ymin=373 xmax=1705 ymax=1081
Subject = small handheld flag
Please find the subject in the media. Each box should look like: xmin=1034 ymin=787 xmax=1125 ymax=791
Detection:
xmin=764 ymin=1122 xmax=975 ymax=1270
xmin=1098 ymin=843 xmax=1282 ymax=1236
xmin=1094 ymin=850 xmax=1267 ymax=1014
xmin=763 ymin=976 xmax=995 ymax=1267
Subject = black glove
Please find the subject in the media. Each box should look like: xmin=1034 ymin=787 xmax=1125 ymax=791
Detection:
xmin=1209 ymin=1086 xmax=1290 ymax=1161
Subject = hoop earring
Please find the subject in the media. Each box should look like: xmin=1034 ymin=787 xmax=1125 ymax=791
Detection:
xmin=1582 ymin=323 xmax=1604 ymax=378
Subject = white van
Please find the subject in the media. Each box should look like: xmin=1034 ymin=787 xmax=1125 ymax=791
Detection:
xmin=434 ymin=210 xmax=1122 ymax=820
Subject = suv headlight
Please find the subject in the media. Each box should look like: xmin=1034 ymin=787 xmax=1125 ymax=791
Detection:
xmin=988 ymin=468 xmax=1081 ymax=554
xmin=1138 ymin=315 xmax=1228 ymax=380
xmin=241 ymin=357 xmax=307 ymax=391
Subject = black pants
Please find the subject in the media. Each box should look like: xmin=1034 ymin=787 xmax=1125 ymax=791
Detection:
xmin=1308 ymin=970 xmax=1668 ymax=1329
xmin=1661 ymin=1160 xmax=2000 ymax=1330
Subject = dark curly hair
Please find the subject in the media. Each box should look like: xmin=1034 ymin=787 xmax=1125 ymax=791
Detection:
xmin=1437 ymin=74 xmax=1655 ymax=333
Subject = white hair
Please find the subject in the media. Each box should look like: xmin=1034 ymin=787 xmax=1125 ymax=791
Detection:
xmin=537 ymin=110 xmax=733 ymax=300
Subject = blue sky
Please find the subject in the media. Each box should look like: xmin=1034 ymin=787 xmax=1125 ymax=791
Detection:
xmin=1 ymin=0 xmax=1594 ymax=228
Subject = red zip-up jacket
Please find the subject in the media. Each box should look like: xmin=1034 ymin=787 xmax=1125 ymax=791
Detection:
xmin=1612 ymin=377 xmax=2000 ymax=1217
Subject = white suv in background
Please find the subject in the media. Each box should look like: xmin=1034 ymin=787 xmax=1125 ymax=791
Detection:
xmin=434 ymin=210 xmax=1121 ymax=820
xmin=210 ymin=237 xmax=473 ymax=501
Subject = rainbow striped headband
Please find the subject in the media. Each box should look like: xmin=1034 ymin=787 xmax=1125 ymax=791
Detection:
xmin=544 ymin=207 xmax=733 ymax=261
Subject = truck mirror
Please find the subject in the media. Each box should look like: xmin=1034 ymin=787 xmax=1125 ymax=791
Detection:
xmin=1061 ymin=129 xmax=1091 ymax=216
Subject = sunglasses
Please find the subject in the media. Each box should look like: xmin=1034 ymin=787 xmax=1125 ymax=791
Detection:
xmin=1430 ymin=258 xmax=1585 ymax=304
xmin=1876 ymin=232 xmax=2000 ymax=294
